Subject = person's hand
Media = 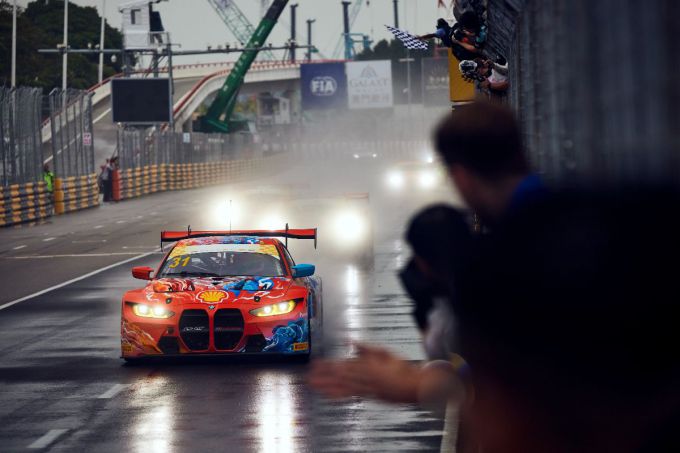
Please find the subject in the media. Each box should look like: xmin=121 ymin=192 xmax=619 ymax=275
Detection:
xmin=308 ymin=344 xmax=420 ymax=403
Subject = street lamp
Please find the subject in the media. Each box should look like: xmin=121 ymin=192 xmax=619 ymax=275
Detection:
xmin=98 ymin=0 xmax=106 ymax=84
xmin=62 ymin=0 xmax=69 ymax=91
xmin=399 ymin=56 xmax=415 ymax=114
xmin=11 ymin=0 xmax=16 ymax=87
xmin=306 ymin=19 xmax=315 ymax=62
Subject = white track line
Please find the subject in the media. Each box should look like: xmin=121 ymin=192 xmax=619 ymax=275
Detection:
xmin=43 ymin=237 xmax=56 ymax=242
xmin=97 ymin=384 xmax=130 ymax=399
xmin=0 ymin=252 xmax=155 ymax=312
xmin=5 ymin=252 xmax=160 ymax=259
xmin=28 ymin=429 xmax=68 ymax=449
xmin=13 ymin=245 xmax=26 ymax=250
xmin=93 ymin=108 xmax=112 ymax=124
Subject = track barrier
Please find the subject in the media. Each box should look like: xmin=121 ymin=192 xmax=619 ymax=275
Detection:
xmin=53 ymin=174 xmax=99 ymax=215
xmin=0 ymin=181 xmax=53 ymax=227
xmin=113 ymin=158 xmax=266 ymax=201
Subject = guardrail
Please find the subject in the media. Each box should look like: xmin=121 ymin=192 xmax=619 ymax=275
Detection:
xmin=0 ymin=181 xmax=53 ymax=227
xmin=53 ymin=174 xmax=99 ymax=215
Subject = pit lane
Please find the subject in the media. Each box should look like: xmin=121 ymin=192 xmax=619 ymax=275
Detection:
xmin=0 ymin=150 xmax=458 ymax=452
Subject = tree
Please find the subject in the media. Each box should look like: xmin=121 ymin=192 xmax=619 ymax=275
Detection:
xmin=0 ymin=0 xmax=124 ymax=91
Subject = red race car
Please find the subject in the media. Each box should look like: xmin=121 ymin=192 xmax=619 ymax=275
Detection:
xmin=120 ymin=228 xmax=322 ymax=361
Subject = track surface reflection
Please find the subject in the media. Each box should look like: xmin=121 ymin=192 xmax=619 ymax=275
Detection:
xmin=0 ymin=151 xmax=459 ymax=452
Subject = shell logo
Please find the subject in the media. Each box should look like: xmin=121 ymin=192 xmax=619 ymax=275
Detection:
xmin=196 ymin=290 xmax=228 ymax=304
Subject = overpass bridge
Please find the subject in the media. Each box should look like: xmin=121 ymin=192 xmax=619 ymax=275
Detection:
xmin=80 ymin=61 xmax=304 ymax=166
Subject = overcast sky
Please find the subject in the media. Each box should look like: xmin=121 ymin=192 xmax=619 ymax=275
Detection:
xmin=19 ymin=0 xmax=449 ymax=63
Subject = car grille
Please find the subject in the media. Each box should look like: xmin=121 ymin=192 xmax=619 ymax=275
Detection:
xmin=179 ymin=309 xmax=209 ymax=351
xmin=214 ymin=309 xmax=244 ymax=350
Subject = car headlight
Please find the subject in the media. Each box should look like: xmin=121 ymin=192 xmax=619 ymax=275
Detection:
xmin=249 ymin=300 xmax=297 ymax=317
xmin=387 ymin=171 xmax=404 ymax=189
xmin=129 ymin=302 xmax=175 ymax=319
xmin=331 ymin=209 xmax=366 ymax=244
xmin=418 ymin=170 xmax=438 ymax=189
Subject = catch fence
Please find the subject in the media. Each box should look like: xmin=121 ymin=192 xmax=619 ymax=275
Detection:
xmin=48 ymin=89 xmax=95 ymax=178
xmin=116 ymin=129 xmax=255 ymax=169
xmin=0 ymin=87 xmax=43 ymax=186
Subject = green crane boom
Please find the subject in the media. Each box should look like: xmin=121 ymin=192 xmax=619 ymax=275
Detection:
xmin=200 ymin=0 xmax=289 ymax=133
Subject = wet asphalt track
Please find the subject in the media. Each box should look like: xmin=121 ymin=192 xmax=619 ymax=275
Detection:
xmin=0 ymin=151 xmax=459 ymax=452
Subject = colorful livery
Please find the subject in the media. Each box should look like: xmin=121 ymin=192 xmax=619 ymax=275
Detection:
xmin=121 ymin=229 xmax=322 ymax=360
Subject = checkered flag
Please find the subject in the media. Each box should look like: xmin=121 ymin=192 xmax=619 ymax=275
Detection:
xmin=385 ymin=25 xmax=429 ymax=51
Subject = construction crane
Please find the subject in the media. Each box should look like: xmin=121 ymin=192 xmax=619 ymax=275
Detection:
xmin=207 ymin=0 xmax=276 ymax=61
xmin=332 ymin=0 xmax=367 ymax=59
xmin=199 ymin=0 xmax=289 ymax=133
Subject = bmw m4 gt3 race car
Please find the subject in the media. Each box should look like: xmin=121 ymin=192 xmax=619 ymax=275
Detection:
xmin=120 ymin=228 xmax=322 ymax=361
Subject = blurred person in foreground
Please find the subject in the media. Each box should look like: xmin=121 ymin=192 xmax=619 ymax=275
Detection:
xmin=310 ymin=101 xmax=542 ymax=407
xmin=399 ymin=204 xmax=471 ymax=360
xmin=310 ymin=188 xmax=680 ymax=452
xmin=434 ymin=101 xmax=545 ymax=225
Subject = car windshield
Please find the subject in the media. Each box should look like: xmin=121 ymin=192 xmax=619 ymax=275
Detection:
xmin=158 ymin=243 xmax=285 ymax=278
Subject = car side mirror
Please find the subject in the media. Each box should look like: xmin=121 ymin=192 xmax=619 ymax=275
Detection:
xmin=132 ymin=266 xmax=154 ymax=280
xmin=292 ymin=264 xmax=315 ymax=278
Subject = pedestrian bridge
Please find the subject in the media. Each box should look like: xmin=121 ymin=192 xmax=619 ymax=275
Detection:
xmin=81 ymin=60 xmax=307 ymax=164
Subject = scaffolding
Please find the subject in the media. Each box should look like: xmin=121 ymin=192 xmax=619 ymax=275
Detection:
xmin=207 ymin=0 xmax=276 ymax=61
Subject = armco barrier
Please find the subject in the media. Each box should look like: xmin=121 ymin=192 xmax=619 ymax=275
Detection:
xmin=113 ymin=158 xmax=268 ymax=201
xmin=0 ymin=181 xmax=53 ymax=227
xmin=54 ymin=174 xmax=100 ymax=215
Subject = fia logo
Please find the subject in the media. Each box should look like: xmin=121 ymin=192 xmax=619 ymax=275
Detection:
xmin=310 ymin=76 xmax=337 ymax=96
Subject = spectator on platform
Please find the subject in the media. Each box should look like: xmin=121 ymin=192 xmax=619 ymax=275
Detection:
xmin=42 ymin=163 xmax=54 ymax=194
xmin=418 ymin=19 xmax=483 ymax=61
xmin=460 ymin=56 xmax=510 ymax=96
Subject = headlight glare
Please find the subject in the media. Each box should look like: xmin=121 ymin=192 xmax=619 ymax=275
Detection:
xmin=130 ymin=303 xmax=174 ymax=319
xmin=250 ymin=300 xmax=296 ymax=317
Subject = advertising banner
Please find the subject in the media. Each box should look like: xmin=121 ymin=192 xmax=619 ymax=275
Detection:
xmin=346 ymin=60 xmax=393 ymax=110
xmin=421 ymin=57 xmax=451 ymax=106
xmin=301 ymin=63 xmax=348 ymax=110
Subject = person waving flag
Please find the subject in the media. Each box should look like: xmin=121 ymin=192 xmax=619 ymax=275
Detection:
xmin=385 ymin=25 xmax=429 ymax=51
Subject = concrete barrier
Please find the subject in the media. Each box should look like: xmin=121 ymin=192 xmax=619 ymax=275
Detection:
xmin=0 ymin=181 xmax=53 ymax=227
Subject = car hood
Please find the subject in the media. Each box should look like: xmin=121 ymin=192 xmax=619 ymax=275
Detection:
xmin=144 ymin=276 xmax=294 ymax=306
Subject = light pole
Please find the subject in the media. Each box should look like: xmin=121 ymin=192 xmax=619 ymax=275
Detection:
xmin=11 ymin=0 xmax=17 ymax=87
xmin=62 ymin=0 xmax=69 ymax=91
xmin=290 ymin=3 xmax=298 ymax=62
xmin=98 ymin=0 xmax=106 ymax=84
xmin=306 ymin=19 xmax=315 ymax=62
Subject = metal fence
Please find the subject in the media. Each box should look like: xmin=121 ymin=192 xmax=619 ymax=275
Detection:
xmin=116 ymin=129 xmax=255 ymax=169
xmin=0 ymin=87 xmax=43 ymax=186
xmin=48 ymin=89 xmax=95 ymax=178
xmin=487 ymin=0 xmax=679 ymax=185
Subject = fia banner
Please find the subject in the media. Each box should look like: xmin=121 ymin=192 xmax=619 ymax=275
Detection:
xmin=301 ymin=63 xmax=348 ymax=110
xmin=346 ymin=60 xmax=394 ymax=110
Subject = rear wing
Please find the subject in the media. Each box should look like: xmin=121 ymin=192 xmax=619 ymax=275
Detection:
xmin=161 ymin=225 xmax=317 ymax=249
